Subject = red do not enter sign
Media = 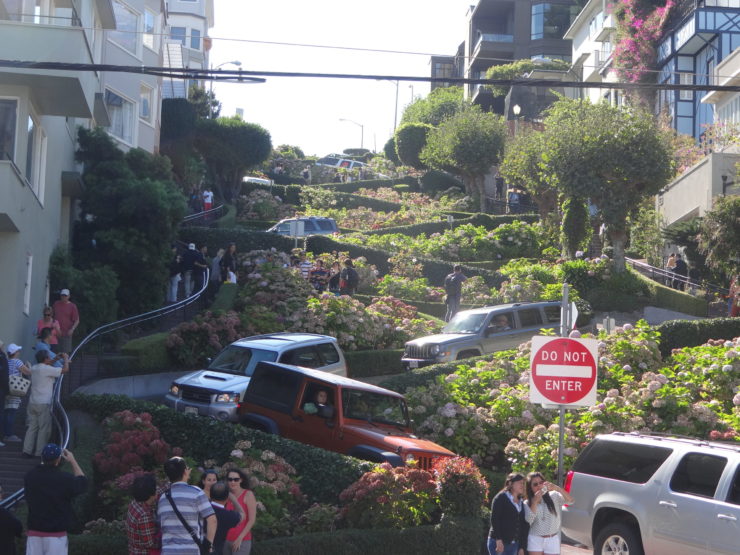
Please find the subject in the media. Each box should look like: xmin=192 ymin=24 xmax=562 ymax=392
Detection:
xmin=529 ymin=336 xmax=598 ymax=406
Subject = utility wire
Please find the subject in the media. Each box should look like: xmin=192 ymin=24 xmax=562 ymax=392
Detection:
xmin=1 ymin=59 xmax=739 ymax=92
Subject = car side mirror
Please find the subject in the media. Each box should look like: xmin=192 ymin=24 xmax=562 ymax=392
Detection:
xmin=318 ymin=405 xmax=335 ymax=419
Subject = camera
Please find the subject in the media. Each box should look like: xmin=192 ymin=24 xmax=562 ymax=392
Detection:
xmin=541 ymin=485 xmax=548 ymax=494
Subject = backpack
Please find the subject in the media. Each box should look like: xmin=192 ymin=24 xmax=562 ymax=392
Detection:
xmin=346 ymin=268 xmax=359 ymax=289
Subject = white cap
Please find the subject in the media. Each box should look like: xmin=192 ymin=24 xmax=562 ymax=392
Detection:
xmin=7 ymin=343 xmax=22 ymax=355
xmin=60 ymin=288 xmax=70 ymax=296
xmin=188 ymin=243 xmax=196 ymax=250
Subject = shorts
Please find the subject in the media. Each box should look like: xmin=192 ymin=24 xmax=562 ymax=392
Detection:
xmin=527 ymin=532 xmax=561 ymax=553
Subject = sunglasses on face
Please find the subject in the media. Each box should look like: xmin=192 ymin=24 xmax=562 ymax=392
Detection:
xmin=227 ymin=477 xmax=241 ymax=482
xmin=531 ymin=481 xmax=544 ymax=487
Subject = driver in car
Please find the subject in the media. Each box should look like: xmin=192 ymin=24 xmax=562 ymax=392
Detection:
xmin=490 ymin=314 xmax=512 ymax=332
xmin=303 ymin=389 xmax=330 ymax=415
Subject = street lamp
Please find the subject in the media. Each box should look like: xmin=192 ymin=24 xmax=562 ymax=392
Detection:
xmin=339 ymin=118 xmax=364 ymax=149
xmin=409 ymin=84 xmax=414 ymax=103
xmin=210 ymin=60 xmax=242 ymax=92
xmin=512 ymin=104 xmax=521 ymax=135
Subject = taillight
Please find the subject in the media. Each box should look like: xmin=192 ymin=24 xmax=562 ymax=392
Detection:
xmin=563 ymin=470 xmax=574 ymax=507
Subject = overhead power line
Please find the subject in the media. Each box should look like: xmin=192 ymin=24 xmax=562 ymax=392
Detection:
xmin=1 ymin=59 xmax=739 ymax=93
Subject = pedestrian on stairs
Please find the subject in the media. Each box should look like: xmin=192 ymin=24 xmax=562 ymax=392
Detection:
xmin=3 ymin=344 xmax=31 ymax=445
xmin=23 ymin=350 xmax=69 ymax=459
xmin=0 ymin=341 xmax=8 ymax=448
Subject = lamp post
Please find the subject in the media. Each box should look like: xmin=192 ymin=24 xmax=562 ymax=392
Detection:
xmin=210 ymin=60 xmax=242 ymax=93
xmin=512 ymin=104 xmax=521 ymax=135
xmin=339 ymin=118 xmax=364 ymax=149
xmin=409 ymin=84 xmax=414 ymax=103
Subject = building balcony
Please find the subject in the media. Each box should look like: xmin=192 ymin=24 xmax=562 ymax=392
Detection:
xmin=0 ymin=2 xmax=112 ymax=118
xmin=594 ymin=14 xmax=615 ymax=41
xmin=472 ymin=32 xmax=515 ymax=65
xmin=0 ymin=155 xmax=31 ymax=232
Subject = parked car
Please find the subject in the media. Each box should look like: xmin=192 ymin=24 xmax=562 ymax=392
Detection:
xmin=562 ymin=431 xmax=740 ymax=555
xmin=315 ymin=154 xmax=367 ymax=170
xmin=164 ymin=333 xmax=347 ymax=422
xmin=238 ymin=361 xmax=455 ymax=469
xmin=266 ymin=216 xmax=338 ymax=238
xmin=401 ymin=301 xmax=561 ymax=370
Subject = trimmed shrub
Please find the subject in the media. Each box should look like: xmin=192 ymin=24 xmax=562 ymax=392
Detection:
xmin=656 ymin=317 xmax=740 ymax=356
xmin=215 ymin=203 xmax=237 ymax=229
xmin=119 ymin=332 xmax=172 ymax=372
xmin=241 ymin=182 xmax=303 ymax=204
xmin=420 ymin=169 xmax=463 ymax=194
xmin=344 ymin=349 xmax=405 ymax=378
xmin=209 ymin=282 xmax=239 ymax=312
xmin=361 ymin=213 xmax=539 ymax=237
xmin=633 ymin=272 xmax=708 ymax=317
xmin=180 ymin=227 xmax=294 ymax=256
xmin=378 ymin=353 xmax=500 ymax=394
xmin=317 ymin=176 xmax=418 ymax=193
xmin=255 ymin=515 xmax=485 ymax=554
xmin=67 ymin=394 xmax=371 ymax=504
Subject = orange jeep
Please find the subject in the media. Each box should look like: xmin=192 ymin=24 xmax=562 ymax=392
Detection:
xmin=238 ymin=362 xmax=455 ymax=469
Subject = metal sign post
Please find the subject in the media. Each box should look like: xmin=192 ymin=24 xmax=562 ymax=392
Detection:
xmin=558 ymin=283 xmax=569 ymax=486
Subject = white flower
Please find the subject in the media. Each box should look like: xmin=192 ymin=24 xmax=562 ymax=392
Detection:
xmin=444 ymin=427 xmax=454 ymax=437
xmin=231 ymin=449 xmax=244 ymax=459
xmin=723 ymin=364 xmax=734 ymax=373
xmin=623 ymin=364 xmax=632 ymax=372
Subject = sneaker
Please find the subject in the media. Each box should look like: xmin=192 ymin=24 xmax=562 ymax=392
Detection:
xmin=22 ymin=452 xmax=35 ymax=459
xmin=4 ymin=435 xmax=22 ymax=442
xmin=0 ymin=441 xmax=5 ymax=447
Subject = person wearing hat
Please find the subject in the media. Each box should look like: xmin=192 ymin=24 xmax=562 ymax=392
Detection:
xmin=22 ymin=350 xmax=69 ymax=459
xmin=3 ymin=344 xmax=31 ymax=444
xmin=52 ymin=289 xmax=79 ymax=355
xmin=0 ymin=341 xmax=9 ymax=448
xmin=24 ymin=444 xmax=87 ymax=554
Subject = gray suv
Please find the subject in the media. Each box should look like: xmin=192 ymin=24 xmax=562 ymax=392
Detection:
xmin=164 ymin=333 xmax=347 ymax=422
xmin=401 ymin=301 xmax=561 ymax=370
xmin=562 ymin=432 xmax=740 ymax=555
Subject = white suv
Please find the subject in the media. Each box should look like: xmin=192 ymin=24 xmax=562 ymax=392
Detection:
xmin=562 ymin=432 xmax=740 ymax=555
xmin=164 ymin=333 xmax=347 ymax=422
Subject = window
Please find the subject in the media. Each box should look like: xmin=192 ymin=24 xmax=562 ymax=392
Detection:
xmin=0 ymin=98 xmax=18 ymax=161
xmin=531 ymin=3 xmax=577 ymax=40
xmin=170 ymin=26 xmax=186 ymax=46
xmin=518 ymin=308 xmax=543 ymax=328
xmin=109 ymin=0 xmax=140 ymax=55
xmin=302 ymin=220 xmax=317 ymax=231
xmin=544 ymin=306 xmax=560 ymax=323
xmin=316 ymin=343 xmax=340 ymax=365
xmin=23 ymin=253 xmax=32 ymax=316
xmin=670 ymin=453 xmax=727 ymax=498
xmin=105 ymin=89 xmax=135 ymax=144
xmin=208 ymin=346 xmax=277 ymax=376
xmin=139 ymin=84 xmax=153 ymax=123
xmin=679 ymin=72 xmax=693 ymax=100
xmin=143 ymin=9 xmax=156 ymax=50
xmin=316 ymin=219 xmax=336 ymax=231
xmin=727 ymin=466 xmax=740 ymax=505
xmin=280 ymin=347 xmax=321 ymax=368
xmin=25 ymin=111 xmax=47 ymax=200
xmin=246 ymin=366 xmax=302 ymax=414
xmin=190 ymin=28 xmax=201 ymax=50
xmin=572 ymin=439 xmax=673 ymax=483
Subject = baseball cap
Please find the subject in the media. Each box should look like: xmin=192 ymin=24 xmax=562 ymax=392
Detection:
xmin=60 ymin=288 xmax=70 ymax=296
xmin=188 ymin=243 xmax=196 ymax=250
xmin=7 ymin=343 xmax=22 ymax=355
xmin=41 ymin=443 xmax=63 ymax=462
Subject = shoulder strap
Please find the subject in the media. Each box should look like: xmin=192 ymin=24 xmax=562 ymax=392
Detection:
xmin=165 ymin=488 xmax=202 ymax=548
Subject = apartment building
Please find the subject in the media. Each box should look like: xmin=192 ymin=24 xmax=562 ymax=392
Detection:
xmin=162 ymin=0 xmax=214 ymax=99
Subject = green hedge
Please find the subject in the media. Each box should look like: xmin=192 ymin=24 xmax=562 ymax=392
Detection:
xmin=656 ymin=317 xmax=740 ymax=356
xmin=242 ymin=183 xmax=304 ymax=205
xmin=67 ymin=394 xmax=371 ymax=504
xmin=420 ymin=169 xmax=463 ymax=194
xmin=633 ymin=272 xmax=708 ymax=317
xmin=181 ymin=227 xmax=295 ymax=255
xmin=235 ymin=219 xmax=277 ymax=230
xmin=345 ymin=349 xmax=405 ymax=378
xmin=119 ymin=332 xmax=173 ymax=373
xmin=316 ymin=176 xmax=418 ymax=193
xmin=215 ymin=203 xmax=237 ymax=229
xmin=360 ymin=213 xmax=539 ymax=237
xmin=354 ymin=294 xmax=475 ymax=320
xmin=209 ymin=282 xmax=239 ymax=312
xmin=254 ymin=515 xmax=485 ymax=555
xmin=329 ymin=192 xmax=405 ymax=212
xmin=379 ymin=354 xmax=500 ymax=394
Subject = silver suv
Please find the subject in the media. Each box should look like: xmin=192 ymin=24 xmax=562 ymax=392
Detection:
xmin=267 ymin=216 xmax=338 ymax=237
xmin=164 ymin=333 xmax=347 ymax=422
xmin=562 ymin=432 xmax=740 ymax=555
xmin=401 ymin=301 xmax=561 ymax=370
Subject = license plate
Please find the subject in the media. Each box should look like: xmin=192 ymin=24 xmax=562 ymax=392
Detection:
xmin=184 ymin=406 xmax=198 ymax=416
xmin=409 ymin=360 xmax=418 ymax=368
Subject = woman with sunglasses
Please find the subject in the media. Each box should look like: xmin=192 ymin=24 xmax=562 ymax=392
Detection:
xmin=35 ymin=307 xmax=61 ymax=353
xmin=523 ymin=472 xmax=574 ymax=555
xmin=224 ymin=469 xmax=257 ymax=554
xmin=488 ymin=472 xmax=528 ymax=555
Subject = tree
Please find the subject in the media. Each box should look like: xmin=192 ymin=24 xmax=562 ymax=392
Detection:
xmin=561 ymin=198 xmax=591 ymax=259
xmin=188 ymin=85 xmax=221 ymax=119
xmin=401 ymin=86 xmax=468 ymax=126
xmin=275 ymin=144 xmax=305 ymax=159
xmin=383 ymin=136 xmax=400 ymax=166
xmin=74 ymin=127 xmax=186 ymax=315
xmin=697 ymin=196 xmax=740 ymax=275
xmin=541 ymin=99 xmax=674 ymax=271
xmin=486 ymin=59 xmax=570 ymax=97
xmin=421 ymin=105 xmax=507 ymax=209
xmin=160 ymin=98 xmax=203 ymax=191
xmin=394 ymin=122 xmax=432 ymax=170
xmin=195 ymin=116 xmax=272 ymax=201
xmin=499 ymin=130 xmax=559 ymax=225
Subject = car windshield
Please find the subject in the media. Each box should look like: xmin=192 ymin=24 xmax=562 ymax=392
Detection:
xmin=208 ymin=346 xmax=277 ymax=377
xmin=443 ymin=313 xmax=487 ymax=334
xmin=342 ymin=389 xmax=409 ymax=428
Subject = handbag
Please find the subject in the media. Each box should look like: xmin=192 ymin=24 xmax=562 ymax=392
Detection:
xmin=9 ymin=374 xmax=31 ymax=396
xmin=164 ymin=489 xmax=211 ymax=555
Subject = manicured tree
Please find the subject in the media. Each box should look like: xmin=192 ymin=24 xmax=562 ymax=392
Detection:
xmin=697 ymin=196 xmax=740 ymax=275
xmin=401 ymin=86 xmax=468 ymax=126
xmin=421 ymin=105 xmax=507 ymax=209
xmin=74 ymin=127 xmax=186 ymax=315
xmin=486 ymin=58 xmax=570 ymax=98
xmin=188 ymin=85 xmax=221 ymax=119
xmin=195 ymin=116 xmax=272 ymax=201
xmin=383 ymin=136 xmax=401 ymax=166
xmin=541 ymin=99 xmax=674 ymax=271
xmin=500 ymin=129 xmax=559 ymax=225
xmin=160 ymin=97 xmax=203 ymax=192
xmin=560 ymin=197 xmax=591 ymax=259
xmin=394 ymin=122 xmax=432 ymax=170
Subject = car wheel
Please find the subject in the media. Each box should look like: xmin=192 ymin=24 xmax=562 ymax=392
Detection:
xmin=457 ymin=350 xmax=480 ymax=360
xmin=595 ymin=522 xmax=644 ymax=555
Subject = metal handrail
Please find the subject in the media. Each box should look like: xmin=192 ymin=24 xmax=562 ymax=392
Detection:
xmin=625 ymin=257 xmax=729 ymax=297
xmin=182 ymin=204 xmax=224 ymax=225
xmin=0 ymin=272 xmax=211 ymax=510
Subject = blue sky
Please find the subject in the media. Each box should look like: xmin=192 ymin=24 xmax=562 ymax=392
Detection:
xmin=210 ymin=0 xmax=474 ymax=156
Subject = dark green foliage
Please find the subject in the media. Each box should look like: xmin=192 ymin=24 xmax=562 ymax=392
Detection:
xmin=361 ymin=213 xmax=539 ymax=237
xmin=345 ymin=349 xmax=405 ymax=378
xmin=662 ymin=218 xmax=708 ymax=276
xmin=64 ymin=534 xmax=128 ymax=555
xmin=316 ymin=176 xmax=418 ymax=192
xmin=74 ymin=128 xmax=186 ymax=316
xmin=343 ymin=148 xmax=371 ymax=158
xmin=67 ymin=394 xmax=370 ymax=504
xmin=395 ymin=122 xmax=433 ymax=169
xmin=160 ymin=98 xmax=202 ymax=189
xmin=384 ymin=136 xmax=401 ymax=165
xmin=48 ymin=247 xmax=119 ymax=338
xmin=420 ymin=169 xmax=463 ymax=195
xmin=180 ymin=226 xmax=294 ymax=257
xmin=486 ymin=59 xmax=570 ymax=97
xmin=188 ymin=85 xmax=221 ymax=119
xmin=560 ymin=198 xmax=591 ymax=258
xmin=119 ymin=332 xmax=173 ymax=373
xmin=255 ymin=515 xmax=485 ymax=555
xmin=401 ymin=86 xmax=468 ymax=127
xmin=379 ymin=354 xmax=501 ymax=394
xmin=656 ymin=318 xmax=740 ymax=356
xmin=209 ymin=282 xmax=239 ymax=312
xmin=698 ymin=195 xmax=740 ymax=275
xmin=275 ymin=144 xmax=305 ymax=159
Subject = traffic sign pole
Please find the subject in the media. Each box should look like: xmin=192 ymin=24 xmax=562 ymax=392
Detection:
xmin=558 ymin=283 xmax=569 ymax=485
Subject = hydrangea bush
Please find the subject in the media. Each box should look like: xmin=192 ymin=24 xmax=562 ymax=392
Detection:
xmin=236 ymin=189 xmax=295 ymax=221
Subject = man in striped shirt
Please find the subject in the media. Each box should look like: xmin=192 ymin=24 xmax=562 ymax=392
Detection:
xmin=158 ymin=457 xmax=215 ymax=555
